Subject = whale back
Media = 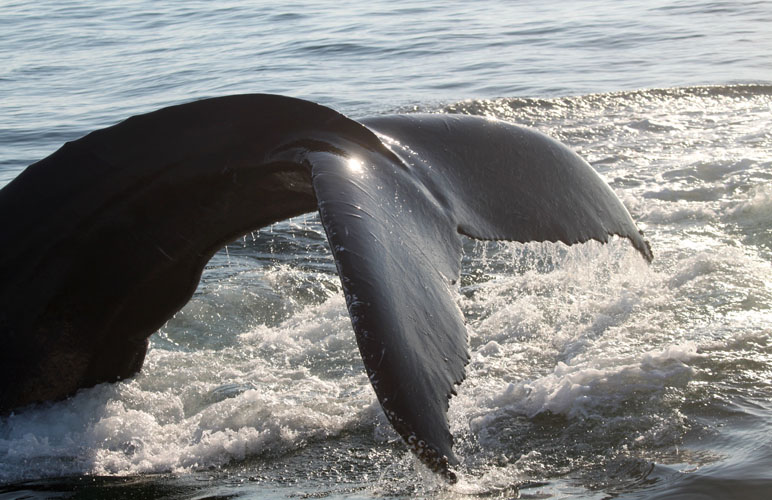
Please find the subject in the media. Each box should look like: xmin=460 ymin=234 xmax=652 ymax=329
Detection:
xmin=0 ymin=95 xmax=650 ymax=480
xmin=0 ymin=95 xmax=379 ymax=410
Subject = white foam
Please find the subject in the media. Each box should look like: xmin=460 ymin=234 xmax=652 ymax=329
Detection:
xmin=0 ymin=295 xmax=377 ymax=483
xmin=728 ymin=183 xmax=772 ymax=225
xmin=645 ymin=200 xmax=718 ymax=224
xmin=467 ymin=342 xmax=699 ymax=432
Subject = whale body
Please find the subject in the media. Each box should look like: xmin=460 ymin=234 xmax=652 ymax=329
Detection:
xmin=0 ymin=94 xmax=651 ymax=480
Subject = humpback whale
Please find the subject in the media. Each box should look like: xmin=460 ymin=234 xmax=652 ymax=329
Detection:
xmin=0 ymin=94 xmax=651 ymax=481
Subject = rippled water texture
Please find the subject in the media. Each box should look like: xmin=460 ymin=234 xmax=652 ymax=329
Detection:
xmin=2 ymin=0 xmax=771 ymax=183
xmin=1 ymin=1 xmax=771 ymax=499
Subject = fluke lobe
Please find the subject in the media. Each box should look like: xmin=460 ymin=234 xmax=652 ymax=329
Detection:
xmin=0 ymin=94 xmax=652 ymax=481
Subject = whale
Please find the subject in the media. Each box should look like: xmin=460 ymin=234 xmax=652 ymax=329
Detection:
xmin=0 ymin=94 xmax=651 ymax=481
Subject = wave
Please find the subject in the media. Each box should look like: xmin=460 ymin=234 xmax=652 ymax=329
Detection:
xmin=440 ymin=84 xmax=772 ymax=117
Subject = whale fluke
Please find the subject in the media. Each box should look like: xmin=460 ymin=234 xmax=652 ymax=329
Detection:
xmin=0 ymin=94 xmax=651 ymax=480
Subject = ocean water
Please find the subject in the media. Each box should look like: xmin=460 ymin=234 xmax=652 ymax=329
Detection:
xmin=1 ymin=1 xmax=771 ymax=499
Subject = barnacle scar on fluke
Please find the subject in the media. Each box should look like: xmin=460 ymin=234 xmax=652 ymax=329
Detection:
xmin=0 ymin=94 xmax=651 ymax=481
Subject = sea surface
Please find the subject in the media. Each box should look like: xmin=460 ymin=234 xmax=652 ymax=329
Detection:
xmin=1 ymin=1 xmax=771 ymax=499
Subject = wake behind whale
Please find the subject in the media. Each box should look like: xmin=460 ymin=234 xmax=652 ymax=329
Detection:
xmin=0 ymin=94 xmax=651 ymax=480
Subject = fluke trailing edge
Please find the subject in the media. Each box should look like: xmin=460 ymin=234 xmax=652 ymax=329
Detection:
xmin=0 ymin=94 xmax=652 ymax=480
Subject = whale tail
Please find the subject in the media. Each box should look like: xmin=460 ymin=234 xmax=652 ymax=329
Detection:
xmin=0 ymin=95 xmax=650 ymax=480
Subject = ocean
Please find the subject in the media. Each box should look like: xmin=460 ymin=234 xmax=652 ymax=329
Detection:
xmin=1 ymin=1 xmax=771 ymax=498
